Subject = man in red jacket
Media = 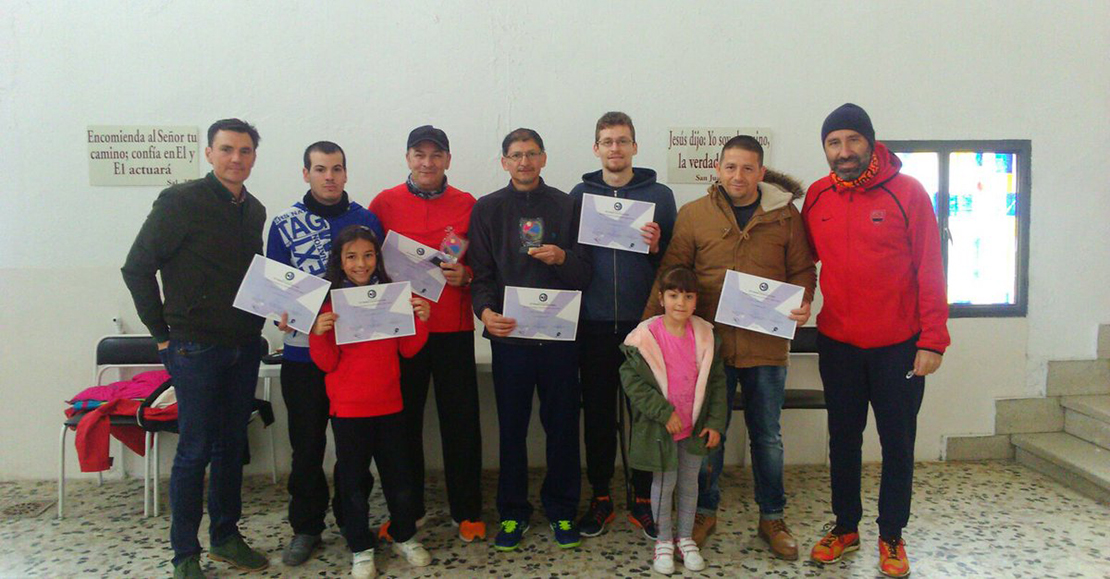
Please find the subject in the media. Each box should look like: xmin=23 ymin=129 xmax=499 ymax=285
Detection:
xmin=801 ymin=103 xmax=950 ymax=578
xmin=368 ymin=125 xmax=485 ymax=543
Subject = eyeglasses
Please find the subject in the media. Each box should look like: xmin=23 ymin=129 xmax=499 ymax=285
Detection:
xmin=596 ymin=138 xmax=634 ymax=148
xmin=504 ymin=150 xmax=544 ymax=162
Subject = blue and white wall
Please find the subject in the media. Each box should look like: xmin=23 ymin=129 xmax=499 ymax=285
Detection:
xmin=2 ymin=1 xmax=1107 ymax=479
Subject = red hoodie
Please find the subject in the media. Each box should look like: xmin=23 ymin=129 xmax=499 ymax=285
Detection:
xmin=369 ymin=183 xmax=476 ymax=333
xmin=310 ymin=301 xmax=429 ymax=418
xmin=802 ymin=142 xmax=950 ymax=354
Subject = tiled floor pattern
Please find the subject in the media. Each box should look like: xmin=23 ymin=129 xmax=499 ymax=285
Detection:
xmin=1 ymin=461 xmax=1107 ymax=578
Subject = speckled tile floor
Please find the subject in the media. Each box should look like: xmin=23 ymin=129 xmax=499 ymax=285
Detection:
xmin=1 ymin=461 xmax=1107 ymax=578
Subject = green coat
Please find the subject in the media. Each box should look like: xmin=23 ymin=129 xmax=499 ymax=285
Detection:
xmin=620 ymin=316 xmax=729 ymax=472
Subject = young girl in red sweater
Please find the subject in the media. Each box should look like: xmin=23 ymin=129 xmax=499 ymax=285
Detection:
xmin=309 ymin=225 xmax=430 ymax=579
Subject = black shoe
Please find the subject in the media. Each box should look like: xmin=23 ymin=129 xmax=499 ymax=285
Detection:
xmin=577 ymin=495 xmax=615 ymax=537
xmin=628 ymin=497 xmax=658 ymax=540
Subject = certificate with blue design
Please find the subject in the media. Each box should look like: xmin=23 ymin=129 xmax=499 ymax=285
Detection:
xmin=502 ymin=286 xmax=581 ymax=341
xmin=232 ymin=255 xmax=330 ymax=334
xmin=381 ymin=231 xmax=448 ymax=302
xmin=714 ymin=270 xmax=804 ymax=340
xmin=331 ymin=281 xmax=416 ymax=345
xmin=577 ymin=193 xmax=654 ymax=254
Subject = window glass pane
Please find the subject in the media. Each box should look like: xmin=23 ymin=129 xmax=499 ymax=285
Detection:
xmin=947 ymin=152 xmax=1017 ymax=305
xmin=895 ymin=152 xmax=940 ymax=215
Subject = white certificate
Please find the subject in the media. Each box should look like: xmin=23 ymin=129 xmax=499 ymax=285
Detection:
xmin=232 ymin=255 xmax=330 ymax=335
xmin=713 ymin=270 xmax=805 ymax=340
xmin=331 ymin=281 xmax=416 ymax=345
xmin=381 ymin=231 xmax=448 ymax=302
xmin=577 ymin=193 xmax=655 ymax=254
xmin=502 ymin=286 xmax=581 ymax=341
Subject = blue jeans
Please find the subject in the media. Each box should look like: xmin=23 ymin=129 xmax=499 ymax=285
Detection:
xmin=161 ymin=339 xmax=261 ymax=563
xmin=697 ymin=365 xmax=787 ymax=518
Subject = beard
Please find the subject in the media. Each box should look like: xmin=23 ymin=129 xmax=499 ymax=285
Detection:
xmin=833 ymin=156 xmax=867 ymax=180
xmin=830 ymin=144 xmax=873 ymax=181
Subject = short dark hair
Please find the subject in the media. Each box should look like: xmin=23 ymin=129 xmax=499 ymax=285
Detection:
xmin=303 ymin=141 xmax=346 ymax=170
xmin=595 ymin=111 xmax=635 ymax=143
xmin=207 ymin=118 xmax=260 ymax=148
xmin=501 ymin=128 xmax=544 ymax=156
xmin=720 ymin=135 xmax=763 ymax=166
xmin=324 ymin=225 xmax=391 ymax=290
xmin=658 ymin=265 xmax=699 ymax=295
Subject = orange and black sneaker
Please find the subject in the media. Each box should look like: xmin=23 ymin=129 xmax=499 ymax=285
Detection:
xmin=456 ymin=519 xmax=487 ymax=543
xmin=878 ymin=535 xmax=910 ymax=577
xmin=627 ymin=497 xmax=658 ymax=540
xmin=378 ymin=515 xmax=427 ymax=543
xmin=577 ymin=495 xmax=615 ymax=537
xmin=810 ymin=523 xmax=860 ymax=564
xmin=377 ymin=520 xmax=394 ymax=543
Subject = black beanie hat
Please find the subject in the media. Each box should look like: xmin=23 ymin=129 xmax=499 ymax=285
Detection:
xmin=821 ymin=103 xmax=875 ymax=146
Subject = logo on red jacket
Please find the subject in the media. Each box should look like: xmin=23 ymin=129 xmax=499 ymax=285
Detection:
xmin=870 ymin=209 xmax=886 ymax=224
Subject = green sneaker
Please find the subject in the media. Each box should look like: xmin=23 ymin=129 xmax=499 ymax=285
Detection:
xmin=172 ymin=554 xmax=205 ymax=579
xmin=208 ymin=535 xmax=269 ymax=571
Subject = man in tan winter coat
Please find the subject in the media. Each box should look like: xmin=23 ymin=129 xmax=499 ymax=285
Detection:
xmin=644 ymin=135 xmax=815 ymax=559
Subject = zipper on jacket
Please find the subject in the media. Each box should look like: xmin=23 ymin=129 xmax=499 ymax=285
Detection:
xmin=613 ymin=188 xmax=620 ymax=333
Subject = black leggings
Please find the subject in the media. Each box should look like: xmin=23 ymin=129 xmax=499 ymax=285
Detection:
xmin=331 ymin=413 xmax=419 ymax=552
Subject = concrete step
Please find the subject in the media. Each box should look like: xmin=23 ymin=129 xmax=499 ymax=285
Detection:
xmin=1062 ymin=395 xmax=1110 ymax=450
xmin=994 ymin=396 xmax=1062 ymax=434
xmin=1012 ymin=432 xmax=1110 ymax=504
xmin=944 ymin=434 xmax=1013 ymax=461
xmin=1046 ymin=360 xmax=1110 ymax=396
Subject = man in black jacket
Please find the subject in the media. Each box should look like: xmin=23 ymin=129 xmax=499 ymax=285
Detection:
xmin=468 ymin=128 xmax=592 ymax=552
xmin=122 ymin=119 xmax=269 ymax=578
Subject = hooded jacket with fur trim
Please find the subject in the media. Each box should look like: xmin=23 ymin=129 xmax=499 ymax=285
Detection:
xmin=619 ymin=315 xmax=728 ymax=472
xmin=644 ymin=171 xmax=817 ymax=368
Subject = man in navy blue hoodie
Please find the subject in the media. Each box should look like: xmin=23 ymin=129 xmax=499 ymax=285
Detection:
xmin=568 ymin=112 xmax=676 ymax=539
xmin=265 ymin=141 xmax=383 ymax=567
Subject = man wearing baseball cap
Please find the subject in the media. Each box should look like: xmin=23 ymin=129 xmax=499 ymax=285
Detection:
xmin=368 ymin=125 xmax=485 ymax=543
xmin=801 ymin=103 xmax=950 ymax=577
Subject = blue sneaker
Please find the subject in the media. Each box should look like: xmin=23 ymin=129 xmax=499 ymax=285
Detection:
xmin=494 ymin=519 xmax=529 ymax=551
xmin=550 ymin=520 xmax=581 ymax=549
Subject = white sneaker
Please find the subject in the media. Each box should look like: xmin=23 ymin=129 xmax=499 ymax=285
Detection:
xmin=351 ymin=548 xmax=376 ymax=579
xmin=392 ymin=538 xmax=432 ymax=567
xmin=652 ymin=540 xmax=675 ymax=575
xmin=675 ymin=537 xmax=706 ymax=571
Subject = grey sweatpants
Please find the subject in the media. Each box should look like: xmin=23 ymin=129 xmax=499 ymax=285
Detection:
xmin=651 ymin=442 xmax=702 ymax=542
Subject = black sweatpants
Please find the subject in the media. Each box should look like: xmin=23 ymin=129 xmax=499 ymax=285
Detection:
xmin=282 ymin=359 xmax=353 ymax=535
xmin=817 ymin=332 xmax=925 ymax=539
xmin=331 ymin=413 xmax=418 ymax=553
xmin=578 ymin=326 xmax=652 ymax=502
xmin=398 ymin=331 xmax=483 ymax=523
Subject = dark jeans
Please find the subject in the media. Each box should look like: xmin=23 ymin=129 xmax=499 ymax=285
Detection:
xmin=281 ymin=359 xmax=351 ymax=535
xmin=332 ymin=413 xmax=418 ymax=553
xmin=491 ymin=340 xmax=581 ymax=523
xmin=817 ymin=332 xmax=925 ymax=539
xmin=578 ymin=327 xmax=652 ymax=501
xmin=697 ymin=365 xmax=788 ymax=518
xmin=162 ymin=339 xmax=260 ymax=564
xmin=399 ymin=331 xmax=482 ymax=523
